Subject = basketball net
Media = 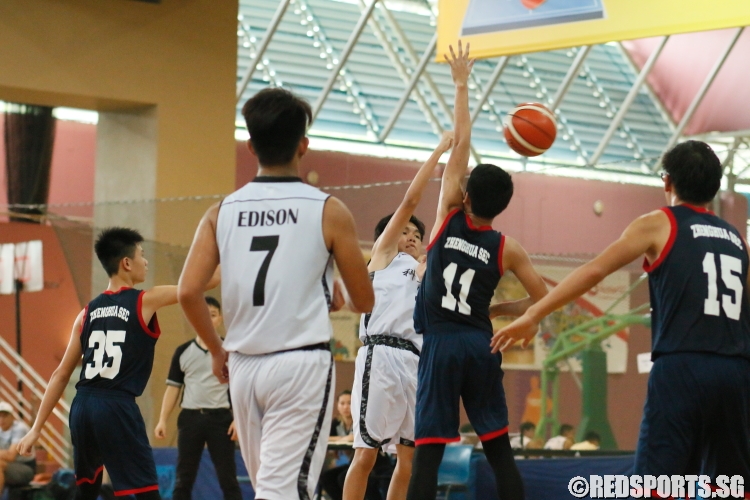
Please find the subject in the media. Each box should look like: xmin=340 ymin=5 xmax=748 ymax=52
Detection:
xmin=0 ymin=240 xmax=44 ymax=295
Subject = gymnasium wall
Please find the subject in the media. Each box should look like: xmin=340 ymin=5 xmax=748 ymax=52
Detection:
xmin=0 ymin=120 xmax=96 ymax=210
xmin=0 ymin=0 xmax=237 ymax=207
xmin=1 ymin=120 xmax=748 ymax=449
xmin=0 ymin=0 xmax=238 ymax=445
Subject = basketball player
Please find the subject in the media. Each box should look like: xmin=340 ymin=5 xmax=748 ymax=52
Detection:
xmin=406 ymin=41 xmax=548 ymax=500
xmin=492 ymin=141 xmax=750 ymax=479
xmin=17 ymin=227 xmax=218 ymax=499
xmin=342 ymin=131 xmax=454 ymax=500
xmin=177 ymin=88 xmax=374 ymax=500
xmin=154 ymin=296 xmax=241 ymax=500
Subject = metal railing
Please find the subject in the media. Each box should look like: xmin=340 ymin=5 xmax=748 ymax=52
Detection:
xmin=0 ymin=333 xmax=71 ymax=467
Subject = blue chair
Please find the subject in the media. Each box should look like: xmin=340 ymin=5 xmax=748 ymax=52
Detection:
xmin=437 ymin=445 xmax=473 ymax=500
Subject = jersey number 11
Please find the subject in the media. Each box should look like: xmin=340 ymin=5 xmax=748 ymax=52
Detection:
xmin=441 ymin=263 xmax=475 ymax=315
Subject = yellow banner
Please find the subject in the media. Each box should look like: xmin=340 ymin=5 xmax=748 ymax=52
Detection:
xmin=439 ymin=0 xmax=750 ymax=60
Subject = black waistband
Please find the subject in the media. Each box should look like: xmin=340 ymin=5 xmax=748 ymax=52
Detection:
xmin=182 ymin=408 xmax=232 ymax=414
xmin=274 ymin=342 xmax=331 ymax=355
xmin=76 ymin=386 xmax=135 ymax=400
xmin=364 ymin=335 xmax=420 ymax=356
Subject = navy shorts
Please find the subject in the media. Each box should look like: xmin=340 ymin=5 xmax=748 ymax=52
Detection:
xmin=414 ymin=331 xmax=509 ymax=445
xmin=70 ymin=387 xmax=159 ymax=496
xmin=635 ymin=352 xmax=750 ymax=478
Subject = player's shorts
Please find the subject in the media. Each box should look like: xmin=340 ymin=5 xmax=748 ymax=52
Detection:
xmin=228 ymin=344 xmax=334 ymax=500
xmin=351 ymin=335 xmax=420 ymax=449
xmin=415 ymin=330 xmax=508 ymax=445
xmin=70 ymin=387 xmax=159 ymax=496
xmin=635 ymin=352 xmax=750 ymax=478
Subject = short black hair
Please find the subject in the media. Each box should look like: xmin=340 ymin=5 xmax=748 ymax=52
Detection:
xmin=661 ymin=141 xmax=721 ymax=205
xmin=94 ymin=227 xmax=144 ymax=277
xmin=205 ymin=296 xmax=221 ymax=311
xmin=242 ymin=88 xmax=312 ymax=167
xmin=338 ymin=390 xmax=351 ymax=400
xmin=374 ymin=214 xmax=425 ymax=242
xmin=466 ymin=164 xmax=514 ymax=219
xmin=559 ymin=424 xmax=574 ymax=436
xmin=520 ymin=422 xmax=536 ymax=433
xmin=584 ymin=431 xmax=601 ymax=443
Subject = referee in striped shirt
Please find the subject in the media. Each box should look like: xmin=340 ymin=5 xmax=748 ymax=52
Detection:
xmin=155 ymin=297 xmax=241 ymax=500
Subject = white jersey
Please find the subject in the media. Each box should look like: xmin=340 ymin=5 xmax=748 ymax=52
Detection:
xmin=217 ymin=177 xmax=333 ymax=355
xmin=359 ymin=252 xmax=422 ymax=349
xmin=544 ymin=435 xmax=568 ymax=450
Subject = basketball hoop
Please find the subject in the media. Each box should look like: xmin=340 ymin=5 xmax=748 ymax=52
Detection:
xmin=12 ymin=240 xmax=44 ymax=293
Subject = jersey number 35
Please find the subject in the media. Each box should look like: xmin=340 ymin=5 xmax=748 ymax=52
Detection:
xmin=85 ymin=330 xmax=126 ymax=380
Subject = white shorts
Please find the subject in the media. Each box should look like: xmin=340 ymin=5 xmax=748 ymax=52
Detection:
xmin=351 ymin=343 xmax=419 ymax=449
xmin=229 ymin=349 xmax=334 ymax=500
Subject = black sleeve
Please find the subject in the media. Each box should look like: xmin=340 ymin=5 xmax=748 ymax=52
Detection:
xmin=166 ymin=342 xmax=190 ymax=387
xmin=330 ymin=418 xmax=341 ymax=437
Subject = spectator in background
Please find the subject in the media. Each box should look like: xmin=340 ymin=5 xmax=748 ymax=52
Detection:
xmin=509 ymin=422 xmax=542 ymax=450
xmin=320 ymin=391 xmax=354 ymax=500
xmin=329 ymin=390 xmax=354 ymax=445
xmin=320 ymin=391 xmax=388 ymax=500
xmin=544 ymin=424 xmax=575 ymax=450
xmin=154 ymin=297 xmax=241 ymax=500
xmin=570 ymin=431 xmax=601 ymax=451
xmin=0 ymin=402 xmax=35 ymax=491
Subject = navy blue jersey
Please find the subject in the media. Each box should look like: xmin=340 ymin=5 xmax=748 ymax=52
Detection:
xmin=414 ymin=209 xmax=504 ymax=335
xmin=77 ymin=288 xmax=161 ymax=396
xmin=647 ymin=205 xmax=750 ymax=360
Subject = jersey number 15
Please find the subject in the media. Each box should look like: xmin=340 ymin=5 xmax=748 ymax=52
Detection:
xmin=703 ymin=252 xmax=744 ymax=320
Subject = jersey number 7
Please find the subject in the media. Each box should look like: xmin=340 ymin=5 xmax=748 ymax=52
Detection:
xmin=250 ymin=235 xmax=279 ymax=306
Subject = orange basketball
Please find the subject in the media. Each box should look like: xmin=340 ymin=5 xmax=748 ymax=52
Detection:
xmin=503 ymin=102 xmax=557 ymax=157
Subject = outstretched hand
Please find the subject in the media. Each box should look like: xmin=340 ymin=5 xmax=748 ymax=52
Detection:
xmin=16 ymin=429 xmax=40 ymax=457
xmin=446 ymin=40 xmax=474 ymax=87
xmin=438 ymin=131 xmax=455 ymax=153
xmin=490 ymin=313 xmax=539 ymax=353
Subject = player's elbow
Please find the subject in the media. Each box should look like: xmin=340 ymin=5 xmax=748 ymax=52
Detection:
xmin=530 ymin=280 xmax=549 ymax=304
xmin=451 ymin=134 xmax=471 ymax=152
xmin=176 ymin=282 xmax=201 ymax=308
xmin=51 ymin=364 xmax=75 ymax=385
xmin=351 ymin=289 xmax=375 ymax=313
xmin=401 ymin=194 xmax=421 ymax=210
xmin=585 ymin=263 xmax=609 ymax=285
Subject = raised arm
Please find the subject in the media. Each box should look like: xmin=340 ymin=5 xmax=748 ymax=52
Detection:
xmin=178 ymin=203 xmax=227 ymax=381
xmin=428 ymin=41 xmax=474 ymax=245
xmin=17 ymin=309 xmax=85 ymax=456
xmin=490 ymin=210 xmax=670 ymax=352
xmin=370 ymin=132 xmax=453 ymax=270
xmin=323 ymin=197 xmax=374 ymax=314
xmin=489 ymin=237 xmax=548 ymax=318
xmin=142 ymin=266 xmax=220 ymax=324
